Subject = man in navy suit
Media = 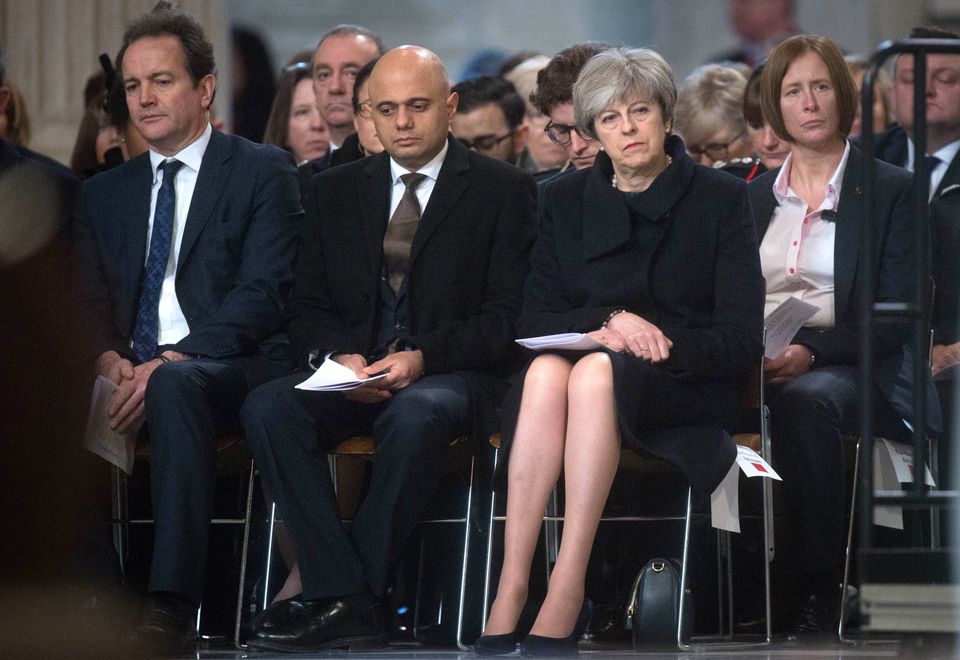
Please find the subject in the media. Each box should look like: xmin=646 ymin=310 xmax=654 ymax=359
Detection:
xmin=241 ymin=45 xmax=536 ymax=652
xmin=75 ymin=4 xmax=301 ymax=653
xmin=877 ymin=26 xmax=960 ymax=480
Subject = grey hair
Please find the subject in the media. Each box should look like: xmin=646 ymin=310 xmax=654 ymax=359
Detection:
xmin=674 ymin=64 xmax=747 ymax=146
xmin=573 ymin=47 xmax=677 ymax=141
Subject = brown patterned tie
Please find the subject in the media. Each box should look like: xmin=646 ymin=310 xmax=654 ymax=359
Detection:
xmin=383 ymin=172 xmax=427 ymax=294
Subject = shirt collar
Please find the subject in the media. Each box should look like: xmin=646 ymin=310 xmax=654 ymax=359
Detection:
xmin=149 ymin=122 xmax=212 ymax=183
xmin=905 ymin=137 xmax=960 ymax=171
xmin=389 ymin=139 xmax=449 ymax=186
xmin=772 ymin=140 xmax=850 ymax=210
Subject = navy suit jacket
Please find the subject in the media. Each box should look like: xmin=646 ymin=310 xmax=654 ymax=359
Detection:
xmin=76 ymin=129 xmax=303 ymax=362
xmin=749 ymin=143 xmax=940 ymax=431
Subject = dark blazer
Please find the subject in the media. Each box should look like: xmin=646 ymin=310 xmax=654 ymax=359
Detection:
xmin=288 ymin=135 xmax=537 ymax=431
xmin=75 ymin=129 xmax=302 ymax=361
xmin=749 ymin=143 xmax=940 ymax=431
xmin=870 ymin=124 xmax=960 ymax=345
xmin=521 ymin=140 xmax=764 ymax=380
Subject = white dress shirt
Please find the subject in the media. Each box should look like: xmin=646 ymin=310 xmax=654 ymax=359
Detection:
xmin=904 ymin=138 xmax=960 ymax=200
xmin=145 ymin=122 xmax=212 ymax=347
xmin=388 ymin=140 xmax=449 ymax=220
xmin=760 ymin=141 xmax=851 ymax=328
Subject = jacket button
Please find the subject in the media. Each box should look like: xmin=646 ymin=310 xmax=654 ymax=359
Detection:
xmin=359 ymin=292 xmax=369 ymax=301
xmin=395 ymin=321 xmax=405 ymax=332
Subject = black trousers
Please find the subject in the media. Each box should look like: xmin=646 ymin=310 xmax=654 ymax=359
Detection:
xmin=240 ymin=372 xmax=471 ymax=600
xmin=144 ymin=355 xmax=290 ymax=604
xmin=768 ymin=365 xmax=908 ymax=583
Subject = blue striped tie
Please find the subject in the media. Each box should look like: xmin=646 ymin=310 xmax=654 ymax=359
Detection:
xmin=131 ymin=159 xmax=184 ymax=363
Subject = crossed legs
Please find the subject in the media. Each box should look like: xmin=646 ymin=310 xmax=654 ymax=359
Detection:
xmin=484 ymin=352 xmax=621 ymax=638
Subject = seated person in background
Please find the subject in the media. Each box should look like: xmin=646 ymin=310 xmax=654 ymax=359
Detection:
xmin=330 ymin=56 xmax=384 ymax=167
xmin=844 ymin=54 xmax=891 ymax=138
xmin=674 ymin=63 xmax=753 ymax=168
xmin=263 ymin=57 xmax=330 ymax=166
xmin=479 ymin=47 xmax=763 ymax=657
xmin=880 ymin=26 xmax=960 ymax=487
xmin=741 ymin=61 xmax=790 ymax=179
xmin=503 ymin=55 xmax=568 ymax=172
xmin=749 ymin=34 xmax=937 ymax=637
xmin=70 ymin=72 xmax=128 ymax=178
xmin=451 ymin=75 xmax=537 ymax=172
xmin=530 ymin=43 xmax=610 ymax=177
xmin=74 ymin=3 xmax=302 ymax=653
xmin=240 ymin=45 xmax=536 ymax=653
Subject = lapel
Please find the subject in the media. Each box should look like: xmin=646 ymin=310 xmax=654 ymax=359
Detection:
xmin=934 ymin=149 xmax=960 ymax=199
xmin=582 ymin=152 xmax=631 ymax=260
xmin=177 ymin=130 xmax=232 ymax=273
xmin=360 ymin=153 xmax=393 ymax=272
xmin=833 ymin=144 xmax=865 ymax=318
xmin=751 ymin=170 xmax=779 ymax=239
xmin=122 ymin=154 xmax=155 ymax=304
xmin=407 ymin=135 xmax=470 ymax=273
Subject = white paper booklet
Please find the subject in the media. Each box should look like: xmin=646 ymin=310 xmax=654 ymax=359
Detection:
xmin=296 ymin=357 xmax=390 ymax=391
xmin=82 ymin=375 xmax=139 ymax=475
xmin=516 ymin=333 xmax=605 ymax=351
xmin=763 ymin=297 xmax=820 ymax=359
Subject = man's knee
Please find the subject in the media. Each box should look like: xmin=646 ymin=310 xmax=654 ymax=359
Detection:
xmin=145 ymin=360 xmax=203 ymax=409
xmin=373 ymin=380 xmax=469 ymax=456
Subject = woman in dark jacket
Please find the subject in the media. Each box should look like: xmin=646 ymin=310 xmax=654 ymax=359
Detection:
xmin=748 ymin=35 xmax=923 ymax=636
xmin=478 ymin=47 xmax=764 ymax=656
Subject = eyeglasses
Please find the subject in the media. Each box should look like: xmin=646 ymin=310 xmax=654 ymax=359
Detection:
xmin=459 ymin=132 xmax=514 ymax=152
xmin=687 ymin=131 xmax=745 ymax=162
xmin=544 ymin=121 xmax=591 ymax=146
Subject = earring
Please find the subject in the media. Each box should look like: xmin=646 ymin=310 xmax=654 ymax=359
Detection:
xmin=599 ymin=145 xmax=605 ymax=151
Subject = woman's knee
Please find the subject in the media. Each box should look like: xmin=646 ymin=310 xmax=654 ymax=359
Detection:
xmin=567 ymin=352 xmax=614 ymax=399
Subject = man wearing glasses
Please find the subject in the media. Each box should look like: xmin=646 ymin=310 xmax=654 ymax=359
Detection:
xmin=530 ymin=43 xmax=610 ymax=177
xmin=451 ymin=75 xmax=538 ymax=173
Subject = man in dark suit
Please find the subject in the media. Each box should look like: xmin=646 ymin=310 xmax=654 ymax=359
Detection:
xmin=877 ymin=27 xmax=960 ymax=479
xmin=74 ymin=4 xmax=301 ymax=654
xmin=241 ymin=45 xmax=536 ymax=652
xmin=297 ymin=24 xmax=383 ymax=191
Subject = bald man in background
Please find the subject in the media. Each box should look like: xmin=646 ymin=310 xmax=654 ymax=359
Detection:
xmin=242 ymin=46 xmax=536 ymax=652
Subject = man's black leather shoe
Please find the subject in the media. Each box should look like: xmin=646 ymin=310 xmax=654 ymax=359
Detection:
xmin=247 ymin=592 xmax=388 ymax=652
xmin=253 ymin=596 xmax=305 ymax=631
xmin=125 ymin=592 xmax=196 ymax=656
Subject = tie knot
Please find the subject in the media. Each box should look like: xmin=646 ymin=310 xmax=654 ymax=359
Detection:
xmin=160 ymin=159 xmax=184 ymax=179
xmin=400 ymin=172 xmax=426 ymax=191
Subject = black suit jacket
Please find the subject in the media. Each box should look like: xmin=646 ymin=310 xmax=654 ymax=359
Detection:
xmin=749 ymin=143 xmax=940 ymax=431
xmin=288 ymin=136 xmax=537 ymax=431
xmin=76 ymin=129 xmax=303 ymax=361
xmin=871 ymin=124 xmax=960 ymax=345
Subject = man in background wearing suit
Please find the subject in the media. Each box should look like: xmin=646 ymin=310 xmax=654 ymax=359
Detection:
xmin=877 ymin=26 xmax=960 ymax=480
xmin=297 ymin=24 xmax=383 ymax=191
xmin=241 ymin=45 xmax=536 ymax=653
xmin=75 ymin=4 xmax=301 ymax=654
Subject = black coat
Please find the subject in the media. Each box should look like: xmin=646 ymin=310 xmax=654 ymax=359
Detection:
xmin=497 ymin=136 xmax=765 ymax=496
xmin=288 ymin=135 xmax=538 ymax=438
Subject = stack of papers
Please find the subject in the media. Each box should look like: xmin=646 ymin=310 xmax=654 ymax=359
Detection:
xmin=296 ymin=358 xmax=389 ymax=391
xmin=516 ymin=333 xmax=605 ymax=351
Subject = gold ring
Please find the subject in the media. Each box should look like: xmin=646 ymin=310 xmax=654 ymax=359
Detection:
xmin=640 ymin=347 xmax=649 ymax=351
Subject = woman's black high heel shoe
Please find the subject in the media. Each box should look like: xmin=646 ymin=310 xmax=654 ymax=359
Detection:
xmin=521 ymin=598 xmax=592 ymax=656
xmin=474 ymin=630 xmax=521 ymax=655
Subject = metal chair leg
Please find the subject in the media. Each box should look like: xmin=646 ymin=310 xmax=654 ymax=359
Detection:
xmin=838 ymin=438 xmax=861 ymax=643
xmin=455 ymin=456 xmax=477 ymax=651
xmin=233 ymin=459 xmax=256 ymax=649
xmin=481 ymin=448 xmax=499 ymax=628
xmin=677 ymin=487 xmax=694 ymax=649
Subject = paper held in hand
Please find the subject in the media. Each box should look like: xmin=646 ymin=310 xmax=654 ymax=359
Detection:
xmin=296 ymin=356 xmax=390 ymax=391
xmin=764 ymin=297 xmax=819 ymax=359
xmin=82 ymin=375 xmax=139 ymax=475
xmin=516 ymin=333 xmax=605 ymax=351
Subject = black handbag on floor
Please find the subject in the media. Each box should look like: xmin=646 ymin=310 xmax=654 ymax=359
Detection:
xmin=623 ymin=557 xmax=691 ymax=649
